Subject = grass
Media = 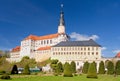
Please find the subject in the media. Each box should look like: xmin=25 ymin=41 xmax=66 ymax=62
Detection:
xmin=0 ymin=74 xmax=120 ymax=81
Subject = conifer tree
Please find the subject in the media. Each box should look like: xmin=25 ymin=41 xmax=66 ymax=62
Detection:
xmin=115 ymin=60 xmax=120 ymax=75
xmin=11 ymin=65 xmax=18 ymax=74
xmin=87 ymin=62 xmax=98 ymax=78
xmin=63 ymin=62 xmax=73 ymax=77
xmin=98 ymin=61 xmax=105 ymax=74
xmin=82 ymin=61 xmax=89 ymax=74
xmin=71 ymin=61 xmax=76 ymax=73
xmin=107 ymin=61 xmax=114 ymax=74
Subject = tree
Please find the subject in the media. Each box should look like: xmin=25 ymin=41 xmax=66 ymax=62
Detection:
xmin=50 ymin=59 xmax=58 ymax=72
xmin=63 ymin=62 xmax=73 ymax=77
xmin=87 ymin=62 xmax=98 ymax=78
xmin=18 ymin=56 xmax=36 ymax=68
xmin=0 ymin=57 xmax=11 ymax=72
xmin=23 ymin=64 xmax=30 ymax=75
xmin=82 ymin=61 xmax=89 ymax=74
xmin=98 ymin=61 xmax=105 ymax=74
xmin=107 ymin=61 xmax=114 ymax=74
xmin=56 ymin=62 xmax=63 ymax=74
xmin=71 ymin=61 xmax=76 ymax=73
xmin=115 ymin=60 xmax=120 ymax=75
xmin=11 ymin=65 xmax=18 ymax=74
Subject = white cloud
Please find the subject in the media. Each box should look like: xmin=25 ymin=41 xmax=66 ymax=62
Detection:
xmin=69 ymin=32 xmax=99 ymax=41
xmin=101 ymin=47 xmax=107 ymax=51
xmin=113 ymin=49 xmax=120 ymax=54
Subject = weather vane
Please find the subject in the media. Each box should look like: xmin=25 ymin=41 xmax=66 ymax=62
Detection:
xmin=61 ymin=4 xmax=64 ymax=8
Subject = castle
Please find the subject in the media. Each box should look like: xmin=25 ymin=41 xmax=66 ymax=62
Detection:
xmin=10 ymin=5 xmax=103 ymax=69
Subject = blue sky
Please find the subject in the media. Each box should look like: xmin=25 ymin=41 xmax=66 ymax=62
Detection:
xmin=0 ymin=0 xmax=120 ymax=57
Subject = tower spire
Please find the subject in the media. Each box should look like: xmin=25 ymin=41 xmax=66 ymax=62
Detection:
xmin=59 ymin=4 xmax=65 ymax=26
xmin=58 ymin=4 xmax=65 ymax=34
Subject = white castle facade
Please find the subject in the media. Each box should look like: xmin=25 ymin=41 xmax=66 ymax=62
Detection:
xmin=10 ymin=6 xmax=103 ymax=69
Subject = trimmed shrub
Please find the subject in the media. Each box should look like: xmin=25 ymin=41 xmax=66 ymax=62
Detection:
xmin=107 ymin=61 xmax=114 ymax=74
xmin=11 ymin=65 xmax=18 ymax=74
xmin=98 ymin=61 xmax=105 ymax=74
xmin=0 ymin=74 xmax=11 ymax=80
xmin=82 ymin=61 xmax=89 ymax=74
xmin=115 ymin=60 xmax=120 ymax=75
xmin=63 ymin=62 xmax=73 ymax=77
xmin=71 ymin=61 xmax=76 ymax=73
xmin=87 ymin=62 xmax=98 ymax=78
xmin=56 ymin=62 xmax=63 ymax=74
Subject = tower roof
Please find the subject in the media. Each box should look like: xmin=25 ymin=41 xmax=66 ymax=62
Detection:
xmin=59 ymin=4 xmax=65 ymax=26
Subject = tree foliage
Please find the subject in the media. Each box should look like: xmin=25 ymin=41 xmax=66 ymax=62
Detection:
xmin=50 ymin=59 xmax=58 ymax=73
xmin=11 ymin=65 xmax=18 ymax=74
xmin=98 ymin=61 xmax=105 ymax=74
xmin=107 ymin=61 xmax=114 ymax=74
xmin=56 ymin=62 xmax=63 ymax=74
xmin=23 ymin=64 xmax=30 ymax=75
xmin=0 ymin=57 xmax=11 ymax=72
xmin=82 ymin=61 xmax=89 ymax=74
xmin=115 ymin=60 xmax=120 ymax=75
xmin=87 ymin=62 xmax=98 ymax=78
xmin=63 ymin=62 xmax=73 ymax=77
xmin=17 ymin=56 xmax=36 ymax=68
xmin=71 ymin=61 xmax=76 ymax=73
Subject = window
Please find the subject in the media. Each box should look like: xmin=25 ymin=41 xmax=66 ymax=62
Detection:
xmin=96 ymin=52 xmax=98 ymax=55
xmin=96 ymin=47 xmax=98 ymax=50
xmin=44 ymin=40 xmax=46 ymax=44
xmin=88 ymin=48 xmax=90 ymax=50
xmin=41 ymin=41 xmax=43 ymax=45
xmin=77 ymin=62 xmax=79 ymax=66
xmin=50 ymin=40 xmax=52 ymax=44
xmin=81 ymin=48 xmax=83 ymax=50
xmin=81 ymin=52 xmax=83 ymax=55
xmin=47 ymin=40 xmax=49 ymax=44
xmin=84 ymin=48 xmax=86 ymax=51
xmin=92 ymin=52 xmax=94 ymax=55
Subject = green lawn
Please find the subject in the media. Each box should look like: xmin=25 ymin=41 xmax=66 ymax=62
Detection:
xmin=0 ymin=75 xmax=120 ymax=81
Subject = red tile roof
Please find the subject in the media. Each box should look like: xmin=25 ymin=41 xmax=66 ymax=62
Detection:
xmin=24 ymin=33 xmax=59 ymax=40
xmin=115 ymin=52 xmax=120 ymax=58
xmin=11 ymin=46 xmax=20 ymax=52
xmin=37 ymin=46 xmax=51 ymax=51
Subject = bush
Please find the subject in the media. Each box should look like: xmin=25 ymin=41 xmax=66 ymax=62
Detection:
xmin=87 ymin=62 xmax=98 ymax=79
xmin=98 ymin=61 xmax=105 ymax=74
xmin=63 ymin=62 xmax=73 ymax=77
xmin=74 ymin=73 xmax=78 ymax=76
xmin=0 ymin=74 xmax=11 ymax=80
xmin=115 ymin=60 xmax=120 ymax=75
xmin=107 ymin=61 xmax=114 ymax=74
xmin=71 ymin=61 xmax=76 ymax=73
xmin=0 ymin=71 xmax=6 ymax=75
xmin=82 ymin=61 xmax=89 ymax=74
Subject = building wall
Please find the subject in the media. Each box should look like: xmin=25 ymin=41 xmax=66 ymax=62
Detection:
xmin=35 ymin=50 xmax=51 ymax=62
xmin=10 ymin=51 xmax=21 ymax=62
xmin=51 ymin=46 xmax=101 ymax=70
xmin=19 ymin=34 xmax=69 ymax=60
